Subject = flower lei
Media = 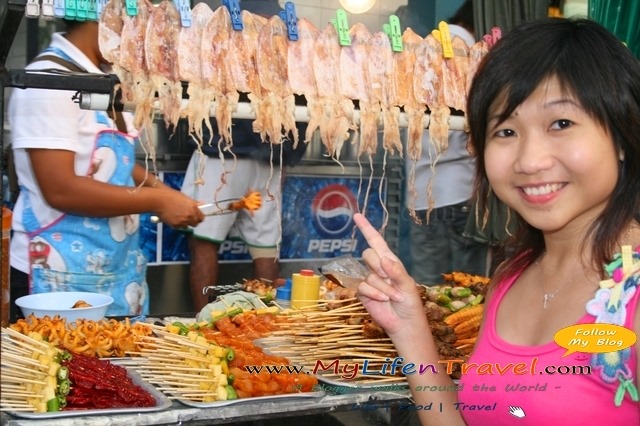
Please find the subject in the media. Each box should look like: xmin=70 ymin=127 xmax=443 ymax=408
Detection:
xmin=585 ymin=245 xmax=640 ymax=406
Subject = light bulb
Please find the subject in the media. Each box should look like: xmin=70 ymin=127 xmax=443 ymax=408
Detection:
xmin=338 ymin=0 xmax=376 ymax=14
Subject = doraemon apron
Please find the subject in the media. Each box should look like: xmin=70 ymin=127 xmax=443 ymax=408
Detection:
xmin=21 ymin=48 xmax=149 ymax=316
xmin=23 ymin=125 xmax=149 ymax=317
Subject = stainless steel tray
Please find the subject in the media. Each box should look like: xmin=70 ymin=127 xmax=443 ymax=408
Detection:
xmin=176 ymin=389 xmax=325 ymax=408
xmin=315 ymin=374 xmax=409 ymax=392
xmin=7 ymin=366 xmax=172 ymax=419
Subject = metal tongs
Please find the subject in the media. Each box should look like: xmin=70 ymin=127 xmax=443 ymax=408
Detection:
xmin=149 ymin=197 xmax=244 ymax=224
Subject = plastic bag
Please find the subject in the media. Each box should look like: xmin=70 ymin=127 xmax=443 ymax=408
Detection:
xmin=320 ymin=255 xmax=370 ymax=289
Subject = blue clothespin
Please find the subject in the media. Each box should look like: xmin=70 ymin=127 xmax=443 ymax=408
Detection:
xmin=173 ymin=0 xmax=192 ymax=27
xmin=53 ymin=0 xmax=66 ymax=17
xmin=87 ymin=0 xmax=98 ymax=20
xmin=96 ymin=0 xmax=108 ymax=17
xmin=224 ymin=0 xmax=243 ymax=31
xmin=125 ymin=0 xmax=138 ymax=16
xmin=279 ymin=1 xmax=298 ymax=41
xmin=64 ymin=0 xmax=77 ymax=19
xmin=76 ymin=0 xmax=88 ymax=21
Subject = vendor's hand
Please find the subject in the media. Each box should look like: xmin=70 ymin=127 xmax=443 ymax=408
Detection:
xmin=154 ymin=189 xmax=204 ymax=228
xmin=353 ymin=213 xmax=425 ymax=336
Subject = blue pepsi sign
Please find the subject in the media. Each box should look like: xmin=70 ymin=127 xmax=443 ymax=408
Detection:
xmin=281 ymin=175 xmax=386 ymax=259
xmin=140 ymin=172 xmax=387 ymax=263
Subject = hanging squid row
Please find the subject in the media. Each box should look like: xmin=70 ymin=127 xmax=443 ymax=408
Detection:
xmin=98 ymin=0 xmax=490 ymax=163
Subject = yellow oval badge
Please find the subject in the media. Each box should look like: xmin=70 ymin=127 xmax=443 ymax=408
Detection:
xmin=554 ymin=324 xmax=637 ymax=357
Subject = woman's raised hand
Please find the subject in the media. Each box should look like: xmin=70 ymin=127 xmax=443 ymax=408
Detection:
xmin=353 ymin=213 xmax=425 ymax=337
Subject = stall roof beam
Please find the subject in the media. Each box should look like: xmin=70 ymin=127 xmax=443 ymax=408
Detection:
xmin=0 ymin=0 xmax=27 ymax=70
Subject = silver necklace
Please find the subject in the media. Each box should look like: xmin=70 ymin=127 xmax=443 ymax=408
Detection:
xmin=535 ymin=255 xmax=574 ymax=309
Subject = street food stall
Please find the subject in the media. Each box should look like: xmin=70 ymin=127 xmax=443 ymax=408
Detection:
xmin=0 ymin=0 xmax=488 ymax=424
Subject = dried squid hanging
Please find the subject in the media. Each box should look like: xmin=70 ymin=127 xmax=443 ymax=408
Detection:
xmin=177 ymin=2 xmax=215 ymax=144
xmin=367 ymin=31 xmax=400 ymax=157
xmin=255 ymin=15 xmax=298 ymax=145
xmin=227 ymin=10 xmax=268 ymax=146
xmin=392 ymin=28 xmax=427 ymax=222
xmin=287 ymin=18 xmax=320 ymax=144
xmin=313 ymin=23 xmax=354 ymax=161
xmin=145 ymin=0 xmax=183 ymax=131
xmin=339 ymin=23 xmax=376 ymax=157
xmin=201 ymin=5 xmax=236 ymax=147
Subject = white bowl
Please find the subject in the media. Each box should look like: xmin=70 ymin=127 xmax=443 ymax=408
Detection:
xmin=16 ymin=291 xmax=114 ymax=322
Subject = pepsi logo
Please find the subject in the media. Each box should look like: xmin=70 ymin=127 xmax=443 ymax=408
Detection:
xmin=311 ymin=184 xmax=358 ymax=237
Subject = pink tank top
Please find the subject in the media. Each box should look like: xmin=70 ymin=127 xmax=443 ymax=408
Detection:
xmin=458 ymin=261 xmax=639 ymax=425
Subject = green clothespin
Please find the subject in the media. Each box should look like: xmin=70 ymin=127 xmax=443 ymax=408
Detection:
xmin=65 ymin=0 xmax=77 ymax=19
xmin=76 ymin=0 xmax=88 ymax=21
xmin=125 ymin=0 xmax=138 ymax=16
xmin=383 ymin=23 xmax=391 ymax=38
xmin=87 ymin=0 xmax=98 ymax=20
xmin=389 ymin=15 xmax=403 ymax=52
xmin=336 ymin=9 xmax=351 ymax=46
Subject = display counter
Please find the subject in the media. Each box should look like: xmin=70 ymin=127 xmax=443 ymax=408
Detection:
xmin=1 ymin=389 xmax=413 ymax=425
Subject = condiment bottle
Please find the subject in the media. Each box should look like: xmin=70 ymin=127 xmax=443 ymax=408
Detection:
xmin=291 ymin=269 xmax=320 ymax=309
xmin=275 ymin=279 xmax=292 ymax=309
xmin=2 ymin=207 xmax=12 ymax=327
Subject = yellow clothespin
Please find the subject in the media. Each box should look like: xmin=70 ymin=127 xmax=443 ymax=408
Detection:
xmin=438 ymin=21 xmax=454 ymax=58
xmin=431 ymin=29 xmax=441 ymax=43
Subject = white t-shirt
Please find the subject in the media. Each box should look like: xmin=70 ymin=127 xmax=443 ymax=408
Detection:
xmin=405 ymin=25 xmax=476 ymax=210
xmin=8 ymin=33 xmax=134 ymax=273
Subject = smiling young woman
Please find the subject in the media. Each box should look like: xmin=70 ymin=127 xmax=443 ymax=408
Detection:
xmin=353 ymin=17 xmax=640 ymax=426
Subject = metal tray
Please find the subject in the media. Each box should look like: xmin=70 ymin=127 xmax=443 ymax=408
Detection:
xmin=7 ymin=366 xmax=172 ymax=419
xmin=176 ymin=389 xmax=325 ymax=408
xmin=315 ymin=374 xmax=408 ymax=392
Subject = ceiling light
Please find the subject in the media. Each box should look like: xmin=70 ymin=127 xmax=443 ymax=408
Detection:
xmin=338 ymin=0 xmax=376 ymax=14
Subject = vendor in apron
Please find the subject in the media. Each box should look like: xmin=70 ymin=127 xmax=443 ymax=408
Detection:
xmin=7 ymin=20 xmax=204 ymax=319
xmin=24 ymin=111 xmax=148 ymax=316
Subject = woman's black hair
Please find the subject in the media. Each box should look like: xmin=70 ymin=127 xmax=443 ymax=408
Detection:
xmin=467 ymin=17 xmax=640 ymax=279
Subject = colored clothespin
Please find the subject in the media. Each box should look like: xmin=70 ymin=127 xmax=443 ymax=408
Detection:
xmin=76 ymin=0 xmax=88 ymax=21
xmin=389 ymin=15 xmax=403 ymax=52
xmin=96 ymin=0 xmax=108 ymax=17
xmin=279 ymin=1 xmax=298 ymax=41
xmin=382 ymin=23 xmax=391 ymax=38
xmin=42 ymin=0 xmax=56 ymax=20
xmin=173 ymin=0 xmax=192 ymax=27
xmin=26 ymin=0 xmax=40 ymax=18
xmin=65 ymin=0 xmax=77 ymax=19
xmin=125 ymin=0 xmax=138 ymax=17
xmin=223 ymin=0 xmax=243 ymax=31
xmin=438 ymin=21 xmax=454 ymax=58
xmin=86 ymin=0 xmax=98 ymax=20
xmin=53 ymin=0 xmax=66 ymax=17
xmin=432 ymin=29 xmax=441 ymax=43
xmin=336 ymin=9 xmax=350 ymax=46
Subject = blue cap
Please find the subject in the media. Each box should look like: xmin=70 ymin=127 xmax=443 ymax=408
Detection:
xmin=276 ymin=287 xmax=291 ymax=301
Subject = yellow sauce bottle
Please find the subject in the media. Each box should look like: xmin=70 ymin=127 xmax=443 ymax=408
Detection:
xmin=291 ymin=269 xmax=320 ymax=309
